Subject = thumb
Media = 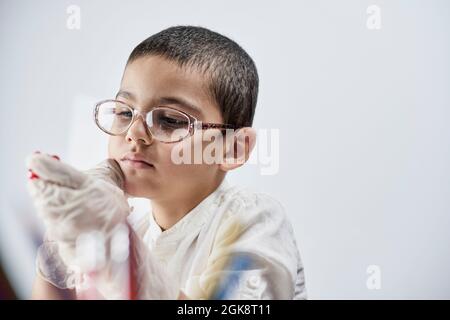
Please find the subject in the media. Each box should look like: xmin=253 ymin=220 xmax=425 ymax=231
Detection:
xmin=83 ymin=159 xmax=125 ymax=190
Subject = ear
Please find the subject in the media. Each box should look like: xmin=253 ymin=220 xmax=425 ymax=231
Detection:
xmin=219 ymin=127 xmax=257 ymax=172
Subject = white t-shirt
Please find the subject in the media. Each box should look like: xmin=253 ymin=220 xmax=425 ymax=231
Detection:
xmin=127 ymin=179 xmax=307 ymax=300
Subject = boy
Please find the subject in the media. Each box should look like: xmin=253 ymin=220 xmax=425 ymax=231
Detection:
xmin=28 ymin=26 xmax=306 ymax=299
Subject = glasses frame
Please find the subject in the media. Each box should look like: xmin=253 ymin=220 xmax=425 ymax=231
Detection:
xmin=93 ymin=99 xmax=239 ymax=143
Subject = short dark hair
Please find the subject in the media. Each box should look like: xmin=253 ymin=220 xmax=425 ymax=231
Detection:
xmin=127 ymin=25 xmax=259 ymax=128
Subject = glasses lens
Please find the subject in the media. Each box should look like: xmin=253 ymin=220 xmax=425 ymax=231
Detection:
xmin=96 ymin=101 xmax=133 ymax=135
xmin=148 ymin=108 xmax=190 ymax=142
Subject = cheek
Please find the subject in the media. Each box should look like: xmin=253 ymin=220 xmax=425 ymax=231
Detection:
xmin=159 ymin=136 xmax=217 ymax=177
xmin=108 ymin=136 xmax=123 ymax=159
xmin=158 ymin=142 xmax=184 ymax=172
xmin=160 ymin=136 xmax=198 ymax=168
xmin=107 ymin=139 xmax=113 ymax=158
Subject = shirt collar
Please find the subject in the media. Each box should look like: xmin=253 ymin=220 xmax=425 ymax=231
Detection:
xmin=147 ymin=178 xmax=230 ymax=244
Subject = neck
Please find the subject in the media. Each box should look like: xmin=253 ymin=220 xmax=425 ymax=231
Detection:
xmin=151 ymin=177 xmax=225 ymax=231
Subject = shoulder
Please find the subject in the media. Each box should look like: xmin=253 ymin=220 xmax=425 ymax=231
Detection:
xmin=213 ymin=185 xmax=299 ymax=264
xmin=209 ymin=185 xmax=303 ymax=298
xmin=216 ymin=185 xmax=291 ymax=234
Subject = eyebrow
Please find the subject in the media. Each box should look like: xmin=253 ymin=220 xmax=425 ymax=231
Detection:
xmin=116 ymin=90 xmax=133 ymax=100
xmin=115 ymin=90 xmax=203 ymax=116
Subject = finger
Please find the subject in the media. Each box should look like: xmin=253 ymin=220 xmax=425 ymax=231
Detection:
xmin=25 ymin=153 xmax=87 ymax=189
xmin=27 ymin=152 xmax=62 ymax=181
xmin=26 ymin=178 xmax=60 ymax=213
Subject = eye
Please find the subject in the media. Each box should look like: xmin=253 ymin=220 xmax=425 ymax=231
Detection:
xmin=115 ymin=110 xmax=132 ymax=118
xmin=161 ymin=116 xmax=186 ymax=124
xmin=159 ymin=115 xmax=188 ymax=128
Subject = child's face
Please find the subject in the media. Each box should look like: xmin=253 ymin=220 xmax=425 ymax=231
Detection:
xmin=108 ymin=55 xmax=225 ymax=200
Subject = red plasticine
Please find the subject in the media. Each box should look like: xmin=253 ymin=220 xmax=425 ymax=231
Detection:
xmin=28 ymin=169 xmax=39 ymax=180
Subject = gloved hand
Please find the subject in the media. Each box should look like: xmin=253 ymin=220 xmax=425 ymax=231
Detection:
xmin=26 ymin=153 xmax=130 ymax=291
xmin=26 ymin=152 xmax=179 ymax=299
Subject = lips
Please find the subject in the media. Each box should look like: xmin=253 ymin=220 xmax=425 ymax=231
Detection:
xmin=120 ymin=153 xmax=154 ymax=169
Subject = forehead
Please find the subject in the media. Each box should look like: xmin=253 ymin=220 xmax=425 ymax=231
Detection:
xmin=119 ymin=55 xmax=221 ymax=120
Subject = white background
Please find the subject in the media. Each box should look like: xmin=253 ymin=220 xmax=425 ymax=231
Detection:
xmin=0 ymin=0 xmax=449 ymax=299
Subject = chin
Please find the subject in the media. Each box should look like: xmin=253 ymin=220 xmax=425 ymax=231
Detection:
xmin=123 ymin=180 xmax=158 ymax=199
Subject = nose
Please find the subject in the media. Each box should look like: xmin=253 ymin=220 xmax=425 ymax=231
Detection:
xmin=125 ymin=114 xmax=154 ymax=146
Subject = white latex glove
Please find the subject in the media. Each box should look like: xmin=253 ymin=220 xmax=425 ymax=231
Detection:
xmin=26 ymin=153 xmax=178 ymax=299
xmin=26 ymin=153 xmax=130 ymax=265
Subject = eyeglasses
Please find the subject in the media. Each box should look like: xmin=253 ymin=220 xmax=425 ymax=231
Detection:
xmin=93 ymin=99 xmax=238 ymax=143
